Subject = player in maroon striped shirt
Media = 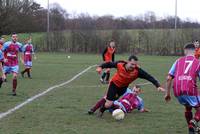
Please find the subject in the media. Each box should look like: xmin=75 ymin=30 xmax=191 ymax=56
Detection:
xmin=21 ymin=38 xmax=36 ymax=79
xmin=165 ymin=43 xmax=200 ymax=134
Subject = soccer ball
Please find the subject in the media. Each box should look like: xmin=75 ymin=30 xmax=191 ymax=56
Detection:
xmin=112 ymin=109 xmax=125 ymax=120
xmin=67 ymin=55 xmax=71 ymax=59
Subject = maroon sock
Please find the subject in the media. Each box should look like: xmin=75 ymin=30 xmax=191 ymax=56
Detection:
xmin=91 ymin=98 xmax=106 ymax=112
xmin=185 ymin=107 xmax=193 ymax=125
xmin=194 ymin=109 xmax=200 ymax=121
xmin=12 ymin=78 xmax=17 ymax=92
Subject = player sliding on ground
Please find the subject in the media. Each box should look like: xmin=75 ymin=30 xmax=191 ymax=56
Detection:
xmin=100 ymin=40 xmax=116 ymax=84
xmin=88 ymin=85 xmax=149 ymax=115
xmin=0 ymin=33 xmax=23 ymax=96
xmin=165 ymin=43 xmax=200 ymax=134
xmin=89 ymin=55 xmax=165 ymax=116
xmin=21 ymin=37 xmax=36 ymax=79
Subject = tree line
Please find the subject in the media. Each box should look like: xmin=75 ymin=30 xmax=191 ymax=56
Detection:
xmin=1 ymin=0 xmax=200 ymax=55
xmin=1 ymin=0 xmax=200 ymax=35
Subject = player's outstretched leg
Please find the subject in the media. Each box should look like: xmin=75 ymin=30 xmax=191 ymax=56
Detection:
xmin=88 ymin=97 xmax=106 ymax=115
xmin=97 ymin=100 xmax=113 ymax=117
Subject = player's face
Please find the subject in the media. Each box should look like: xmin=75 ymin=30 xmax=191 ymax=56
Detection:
xmin=12 ymin=34 xmax=18 ymax=43
xmin=194 ymin=41 xmax=199 ymax=48
xmin=126 ymin=59 xmax=138 ymax=71
xmin=133 ymin=87 xmax=141 ymax=94
xmin=110 ymin=41 xmax=115 ymax=48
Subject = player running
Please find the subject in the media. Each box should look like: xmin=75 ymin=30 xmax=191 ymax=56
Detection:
xmin=94 ymin=55 xmax=165 ymax=116
xmin=0 ymin=33 xmax=23 ymax=96
xmin=21 ymin=37 xmax=36 ymax=79
xmin=165 ymin=43 xmax=200 ymax=134
xmin=100 ymin=40 xmax=116 ymax=84
xmin=88 ymin=85 xmax=149 ymax=115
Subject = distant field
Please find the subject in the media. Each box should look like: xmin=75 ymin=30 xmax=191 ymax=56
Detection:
xmin=3 ymin=29 xmax=200 ymax=54
xmin=0 ymin=53 xmax=190 ymax=134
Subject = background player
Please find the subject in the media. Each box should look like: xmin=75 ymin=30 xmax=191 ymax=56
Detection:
xmin=194 ymin=40 xmax=200 ymax=59
xmin=165 ymin=43 xmax=200 ymax=134
xmin=100 ymin=40 xmax=116 ymax=84
xmin=21 ymin=37 xmax=36 ymax=79
xmin=0 ymin=33 xmax=23 ymax=96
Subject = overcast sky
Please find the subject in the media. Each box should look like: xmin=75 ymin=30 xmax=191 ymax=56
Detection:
xmin=35 ymin=0 xmax=200 ymax=22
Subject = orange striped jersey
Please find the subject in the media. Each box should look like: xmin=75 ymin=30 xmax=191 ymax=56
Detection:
xmin=102 ymin=46 xmax=115 ymax=62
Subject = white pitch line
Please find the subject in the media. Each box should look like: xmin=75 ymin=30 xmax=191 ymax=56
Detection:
xmin=0 ymin=64 xmax=97 ymax=120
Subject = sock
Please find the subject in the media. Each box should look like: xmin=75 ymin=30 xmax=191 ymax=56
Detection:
xmin=99 ymin=104 xmax=107 ymax=113
xmin=105 ymin=72 xmax=110 ymax=81
xmin=27 ymin=68 xmax=31 ymax=77
xmin=194 ymin=109 xmax=200 ymax=122
xmin=0 ymin=77 xmax=3 ymax=88
xmin=21 ymin=68 xmax=28 ymax=74
xmin=101 ymin=72 xmax=106 ymax=79
xmin=91 ymin=98 xmax=106 ymax=112
xmin=12 ymin=78 xmax=17 ymax=92
xmin=185 ymin=107 xmax=193 ymax=125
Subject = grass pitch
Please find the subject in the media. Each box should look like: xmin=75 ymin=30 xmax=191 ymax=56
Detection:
xmin=0 ymin=53 xmax=189 ymax=134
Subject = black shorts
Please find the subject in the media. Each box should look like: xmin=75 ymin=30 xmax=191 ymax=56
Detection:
xmin=106 ymin=81 xmax=127 ymax=101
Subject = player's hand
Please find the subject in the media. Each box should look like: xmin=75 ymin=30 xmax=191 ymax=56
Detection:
xmin=140 ymin=108 xmax=150 ymax=113
xmin=96 ymin=67 xmax=102 ymax=74
xmin=157 ymin=87 xmax=165 ymax=92
xmin=165 ymin=94 xmax=171 ymax=102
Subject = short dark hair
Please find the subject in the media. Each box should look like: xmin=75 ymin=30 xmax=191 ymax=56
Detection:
xmin=128 ymin=55 xmax=138 ymax=61
xmin=135 ymin=85 xmax=141 ymax=89
xmin=110 ymin=39 xmax=115 ymax=42
xmin=12 ymin=32 xmax=17 ymax=35
xmin=184 ymin=43 xmax=195 ymax=50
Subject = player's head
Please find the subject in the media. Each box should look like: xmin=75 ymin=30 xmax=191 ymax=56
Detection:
xmin=109 ymin=40 xmax=115 ymax=48
xmin=132 ymin=85 xmax=142 ymax=94
xmin=194 ymin=40 xmax=199 ymax=48
xmin=184 ymin=43 xmax=195 ymax=55
xmin=126 ymin=55 xmax=138 ymax=71
xmin=11 ymin=33 xmax=18 ymax=43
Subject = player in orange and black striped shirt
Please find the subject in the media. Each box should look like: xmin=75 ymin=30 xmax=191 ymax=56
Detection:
xmin=194 ymin=40 xmax=200 ymax=59
xmin=100 ymin=40 xmax=116 ymax=83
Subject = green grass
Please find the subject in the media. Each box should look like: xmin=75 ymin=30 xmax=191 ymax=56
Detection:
xmin=0 ymin=53 xmax=190 ymax=134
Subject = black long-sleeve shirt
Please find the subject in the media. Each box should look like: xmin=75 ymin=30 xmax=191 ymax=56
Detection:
xmin=99 ymin=61 xmax=160 ymax=88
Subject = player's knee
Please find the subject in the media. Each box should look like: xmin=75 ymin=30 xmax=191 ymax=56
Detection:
xmin=105 ymin=100 xmax=113 ymax=108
